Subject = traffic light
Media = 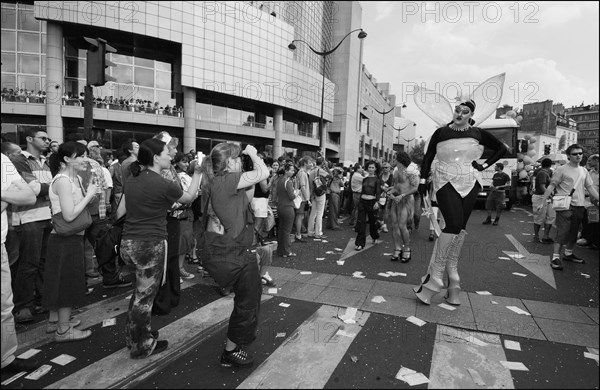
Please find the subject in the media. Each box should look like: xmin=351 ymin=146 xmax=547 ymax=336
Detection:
xmin=520 ymin=139 xmax=528 ymax=153
xmin=84 ymin=37 xmax=116 ymax=87
xmin=544 ymin=144 xmax=551 ymax=155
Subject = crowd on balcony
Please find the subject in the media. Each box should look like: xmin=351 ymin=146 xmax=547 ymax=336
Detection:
xmin=1 ymin=88 xmax=46 ymax=103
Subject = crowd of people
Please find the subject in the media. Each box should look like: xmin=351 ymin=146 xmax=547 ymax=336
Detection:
xmin=1 ymin=120 xmax=598 ymax=372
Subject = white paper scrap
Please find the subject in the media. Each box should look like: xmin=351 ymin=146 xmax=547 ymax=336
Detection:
xmin=491 ymin=300 xmax=498 ymax=305
xmin=102 ymin=318 xmax=116 ymax=327
xmin=335 ymin=248 xmax=343 ymax=251
xmin=352 ymin=274 xmax=365 ymax=278
xmin=300 ymin=271 xmax=312 ymax=275
xmin=438 ymin=303 xmax=456 ymax=311
xmin=1 ymin=371 xmax=27 ymax=385
xmin=406 ymin=316 xmax=427 ymax=327
xmin=321 ymin=240 xmax=328 ymax=243
xmin=403 ymin=372 xmax=430 ymax=386
xmin=476 ymin=291 xmax=492 ymax=295
xmin=506 ymin=306 xmax=531 ymax=316
xmin=500 ymin=361 xmax=529 ymax=371
xmin=507 ymin=253 xmax=525 ymax=259
xmin=339 ymin=307 xmax=358 ymax=324
xmin=377 ymin=272 xmax=391 ymax=277
xmin=24 ymin=364 xmax=52 ymax=380
xmin=580 ymin=272 xmax=591 ymax=278
xmin=371 ymin=296 xmax=386 ymax=303
xmin=521 ymin=233 xmax=531 ymax=235
xmin=337 ymin=260 xmax=345 ymax=265
xmin=125 ymin=294 xmax=132 ymax=300
xmin=467 ymin=368 xmax=486 ymax=386
xmin=17 ymin=349 xmax=41 ymax=360
xmin=504 ymin=340 xmax=522 ymax=351
xmin=383 ymin=253 xmax=393 ymax=256
xmin=336 ymin=329 xmax=357 ymax=338
xmin=498 ymin=257 xmax=511 ymax=260
xmin=268 ymin=288 xmax=278 ymax=294
xmin=512 ymin=272 xmax=527 ymax=277
xmin=326 ymin=251 xmax=335 ymax=254
xmin=279 ymin=303 xmax=290 ymax=308
xmin=395 ymin=366 xmax=417 ymax=380
xmin=276 ymin=332 xmax=286 ymax=338
xmin=313 ymin=239 xmax=321 ymax=241
xmin=51 ymin=354 xmax=76 ymax=366
xmin=583 ymin=352 xmax=599 ymax=362
xmin=315 ymin=257 xmax=325 ymax=261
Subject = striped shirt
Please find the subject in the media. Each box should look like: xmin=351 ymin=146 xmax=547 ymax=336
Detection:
xmin=11 ymin=151 xmax=53 ymax=224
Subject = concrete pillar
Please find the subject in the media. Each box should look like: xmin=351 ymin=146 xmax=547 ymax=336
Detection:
xmin=183 ymin=87 xmax=196 ymax=153
xmin=45 ymin=22 xmax=63 ymax=143
xmin=273 ymin=107 xmax=283 ymax=159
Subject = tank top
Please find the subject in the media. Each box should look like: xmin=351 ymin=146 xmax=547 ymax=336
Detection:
xmin=49 ymin=174 xmax=86 ymax=235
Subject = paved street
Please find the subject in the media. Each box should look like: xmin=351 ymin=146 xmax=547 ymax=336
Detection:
xmin=2 ymin=206 xmax=598 ymax=389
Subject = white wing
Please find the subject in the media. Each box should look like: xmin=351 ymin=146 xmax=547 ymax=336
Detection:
xmin=413 ymin=86 xmax=453 ymax=128
xmin=469 ymin=73 xmax=505 ymax=126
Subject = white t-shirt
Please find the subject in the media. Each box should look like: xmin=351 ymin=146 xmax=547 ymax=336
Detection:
xmin=1 ymin=154 xmax=25 ymax=244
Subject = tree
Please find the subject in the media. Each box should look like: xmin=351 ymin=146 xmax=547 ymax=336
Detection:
xmin=558 ymin=134 xmax=567 ymax=152
xmin=409 ymin=139 xmax=426 ymax=167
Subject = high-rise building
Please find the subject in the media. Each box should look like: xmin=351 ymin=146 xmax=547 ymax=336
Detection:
xmin=566 ymin=104 xmax=599 ymax=154
xmin=1 ymin=1 xmax=400 ymax=164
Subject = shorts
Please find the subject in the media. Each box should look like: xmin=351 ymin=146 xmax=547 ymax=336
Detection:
xmin=485 ymin=191 xmax=505 ymax=210
xmin=555 ymin=206 xmax=585 ymax=245
xmin=295 ymin=201 xmax=308 ymax=215
xmin=251 ymin=197 xmax=269 ymax=218
xmin=532 ymin=194 xmax=556 ymax=225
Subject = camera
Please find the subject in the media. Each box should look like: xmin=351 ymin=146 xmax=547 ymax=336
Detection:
xmin=241 ymin=154 xmax=254 ymax=172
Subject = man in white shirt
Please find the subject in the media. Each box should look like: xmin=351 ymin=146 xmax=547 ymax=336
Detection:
xmin=537 ymin=144 xmax=599 ymax=270
xmin=1 ymin=153 xmax=39 ymax=373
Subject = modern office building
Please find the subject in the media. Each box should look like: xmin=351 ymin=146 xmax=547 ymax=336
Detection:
xmin=1 ymin=1 xmax=399 ymax=163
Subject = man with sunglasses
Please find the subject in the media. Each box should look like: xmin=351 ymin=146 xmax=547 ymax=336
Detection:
xmin=537 ymin=144 xmax=599 ymax=270
xmin=8 ymin=129 xmax=53 ymax=323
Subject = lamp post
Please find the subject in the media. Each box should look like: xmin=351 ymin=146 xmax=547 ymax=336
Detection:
xmin=288 ymin=28 xmax=367 ymax=157
xmin=363 ymin=104 xmax=395 ymax=161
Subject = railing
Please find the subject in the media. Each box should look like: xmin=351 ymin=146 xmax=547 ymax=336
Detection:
xmin=1 ymin=94 xmax=46 ymax=104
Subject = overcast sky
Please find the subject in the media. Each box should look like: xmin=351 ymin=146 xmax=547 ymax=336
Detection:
xmin=358 ymin=1 xmax=599 ymax=139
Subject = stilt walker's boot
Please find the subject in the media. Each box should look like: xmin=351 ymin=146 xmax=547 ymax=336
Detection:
xmin=444 ymin=230 xmax=467 ymax=306
xmin=413 ymin=233 xmax=454 ymax=304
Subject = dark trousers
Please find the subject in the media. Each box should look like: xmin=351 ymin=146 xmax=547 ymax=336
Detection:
xmin=203 ymin=247 xmax=261 ymax=345
xmin=85 ymin=215 xmax=114 ymax=283
xmin=277 ymin=206 xmax=295 ymax=256
xmin=12 ymin=220 xmax=52 ymax=312
xmin=355 ymin=199 xmax=380 ymax=247
xmin=581 ymin=209 xmax=599 ymax=247
xmin=152 ymin=217 xmax=181 ymax=316
xmin=436 ymin=182 xmax=481 ymax=234
xmin=327 ymin=193 xmax=341 ymax=229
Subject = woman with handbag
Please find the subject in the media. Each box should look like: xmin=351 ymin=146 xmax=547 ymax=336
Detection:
xmin=44 ymin=141 xmax=98 ymax=342
xmin=121 ymin=138 xmax=202 ymax=359
xmin=277 ymin=162 xmax=299 ymax=258
xmin=200 ymin=142 xmax=269 ymax=368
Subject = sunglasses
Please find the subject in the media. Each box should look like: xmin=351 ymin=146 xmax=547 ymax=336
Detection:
xmin=35 ymin=136 xmax=51 ymax=142
xmin=454 ymin=106 xmax=471 ymax=115
xmin=570 ymin=152 xmax=583 ymax=156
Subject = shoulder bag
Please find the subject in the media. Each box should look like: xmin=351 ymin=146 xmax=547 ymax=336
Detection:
xmin=552 ymin=167 xmax=584 ymax=211
xmin=51 ymin=176 xmax=93 ymax=236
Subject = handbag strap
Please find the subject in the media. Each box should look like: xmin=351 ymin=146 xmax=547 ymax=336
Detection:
xmin=568 ymin=167 xmax=585 ymax=196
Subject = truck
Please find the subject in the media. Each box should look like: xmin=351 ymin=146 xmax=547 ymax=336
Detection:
xmin=475 ymin=118 xmax=520 ymax=210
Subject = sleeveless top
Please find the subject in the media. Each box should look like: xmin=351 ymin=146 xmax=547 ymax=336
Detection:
xmin=49 ymin=174 xmax=85 ymax=235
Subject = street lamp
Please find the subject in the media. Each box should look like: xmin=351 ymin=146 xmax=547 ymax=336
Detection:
xmin=288 ymin=28 xmax=367 ymax=156
xmin=363 ymin=104 xmax=395 ymax=161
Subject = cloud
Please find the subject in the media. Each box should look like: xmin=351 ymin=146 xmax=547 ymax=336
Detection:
xmin=374 ymin=1 xmax=395 ymax=22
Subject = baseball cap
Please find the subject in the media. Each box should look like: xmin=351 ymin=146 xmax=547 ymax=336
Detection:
xmin=495 ymin=162 xmax=504 ymax=170
xmin=88 ymin=140 xmax=100 ymax=148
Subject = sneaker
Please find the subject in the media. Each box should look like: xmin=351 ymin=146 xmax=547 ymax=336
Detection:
xmin=381 ymin=224 xmax=389 ymax=233
xmin=46 ymin=319 xmax=81 ymax=334
xmin=261 ymin=276 xmax=276 ymax=287
xmin=482 ymin=217 xmax=492 ymax=225
xmin=220 ymin=345 xmax=254 ymax=368
xmin=541 ymin=238 xmax=554 ymax=244
xmin=103 ymin=275 xmax=133 ymax=289
xmin=55 ymin=326 xmax=92 ymax=343
xmin=372 ymin=238 xmax=380 ymax=244
xmin=563 ymin=253 xmax=585 ymax=264
xmin=532 ymin=236 xmax=541 ymax=243
xmin=576 ymin=238 xmax=589 ymax=246
xmin=492 ymin=218 xmax=499 ymax=226
xmin=180 ymin=268 xmax=195 ymax=280
xmin=14 ymin=308 xmax=33 ymax=323
xmin=150 ymin=340 xmax=169 ymax=356
xmin=3 ymin=357 xmax=41 ymax=373
xmin=295 ymin=236 xmax=307 ymax=243
xmin=314 ymin=235 xmax=328 ymax=239
xmin=550 ymin=257 xmax=563 ymax=270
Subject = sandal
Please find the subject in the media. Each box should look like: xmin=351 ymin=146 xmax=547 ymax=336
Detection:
xmin=355 ymin=245 xmax=363 ymax=251
xmin=391 ymin=250 xmax=401 ymax=262
xmin=401 ymin=248 xmax=411 ymax=263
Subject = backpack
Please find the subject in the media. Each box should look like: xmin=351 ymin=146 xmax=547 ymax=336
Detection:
xmin=313 ymin=169 xmax=328 ymax=197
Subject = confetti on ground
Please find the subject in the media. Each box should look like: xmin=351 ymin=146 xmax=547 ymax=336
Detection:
xmin=268 ymin=288 xmax=278 ymax=294
xmin=512 ymin=272 xmax=527 ymax=277
xmin=387 ymin=271 xmax=407 ymax=277
xmin=377 ymin=272 xmax=391 ymax=277
xmin=500 ymin=361 xmax=529 ymax=371
xmin=506 ymin=306 xmax=531 ymax=316
xmin=321 ymin=240 xmax=328 ymax=243
xmin=337 ymin=260 xmax=345 ymax=265
xmin=125 ymin=294 xmax=132 ymax=300
xmin=521 ymin=233 xmax=532 ymax=235
xmin=276 ymin=332 xmax=286 ymax=338
xmin=438 ymin=303 xmax=456 ymax=311
xmin=25 ymin=365 xmax=52 ymax=380
xmin=350 ymin=355 xmax=358 ymax=363
xmin=335 ymin=248 xmax=343 ymax=251
xmin=339 ymin=307 xmax=358 ymax=324
xmin=300 ymin=271 xmax=312 ymax=275
xmin=584 ymin=352 xmax=599 ymax=363
xmin=102 ymin=318 xmax=116 ymax=327
xmin=498 ymin=257 xmax=511 ymax=260
xmin=102 ymin=295 xmax=107 ymax=298
xmin=279 ymin=303 xmax=290 ymax=308
xmin=406 ymin=316 xmax=427 ymax=327
xmin=336 ymin=329 xmax=356 ymax=338
xmin=371 ymin=296 xmax=386 ymax=303
xmin=491 ymin=300 xmax=498 ymax=305
xmin=504 ymin=340 xmax=521 ymax=351
xmin=476 ymin=291 xmax=492 ymax=295
xmin=507 ymin=253 xmax=525 ymax=259
xmin=1 ymin=372 xmax=27 ymax=386
xmin=50 ymin=354 xmax=76 ymax=366
xmin=580 ymin=272 xmax=591 ymax=278
xmin=87 ymin=288 xmax=94 ymax=294
xmin=325 ymin=251 xmax=335 ymax=254
xmin=383 ymin=253 xmax=394 ymax=256
xmin=395 ymin=367 xmax=430 ymax=386
xmin=315 ymin=257 xmax=325 ymax=261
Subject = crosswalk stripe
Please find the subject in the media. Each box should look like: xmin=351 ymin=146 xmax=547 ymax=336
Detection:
xmin=46 ymin=295 xmax=272 ymax=389
xmin=238 ymin=305 xmax=370 ymax=389
xmin=428 ymin=325 xmax=515 ymax=388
